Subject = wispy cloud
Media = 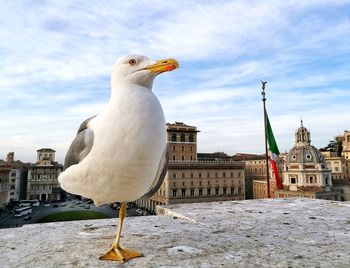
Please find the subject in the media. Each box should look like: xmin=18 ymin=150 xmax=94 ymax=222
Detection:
xmin=0 ymin=0 xmax=349 ymax=162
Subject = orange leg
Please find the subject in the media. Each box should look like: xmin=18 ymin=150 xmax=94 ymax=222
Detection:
xmin=99 ymin=202 xmax=143 ymax=262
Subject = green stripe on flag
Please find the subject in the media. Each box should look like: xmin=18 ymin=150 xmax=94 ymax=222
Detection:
xmin=266 ymin=112 xmax=280 ymax=155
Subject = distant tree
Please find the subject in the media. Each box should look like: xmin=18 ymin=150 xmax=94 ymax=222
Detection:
xmin=327 ymin=140 xmax=337 ymax=151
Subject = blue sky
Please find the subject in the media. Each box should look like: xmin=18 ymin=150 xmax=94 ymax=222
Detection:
xmin=1 ymin=0 xmax=350 ymax=163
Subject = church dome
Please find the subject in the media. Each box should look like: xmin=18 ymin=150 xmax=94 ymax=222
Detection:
xmin=286 ymin=145 xmax=324 ymax=164
xmin=283 ymin=120 xmax=332 ymax=192
xmin=286 ymin=121 xmax=325 ymax=164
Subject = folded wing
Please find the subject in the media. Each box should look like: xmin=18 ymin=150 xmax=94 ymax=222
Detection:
xmin=142 ymin=146 xmax=169 ymax=198
xmin=63 ymin=116 xmax=96 ymax=170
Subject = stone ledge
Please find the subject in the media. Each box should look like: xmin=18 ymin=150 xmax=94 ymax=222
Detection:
xmin=1 ymin=198 xmax=349 ymax=267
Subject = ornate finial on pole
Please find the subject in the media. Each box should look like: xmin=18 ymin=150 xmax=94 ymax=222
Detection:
xmin=261 ymin=81 xmax=267 ymax=102
xmin=261 ymin=80 xmax=270 ymax=198
xmin=301 ymin=117 xmax=303 ymax=127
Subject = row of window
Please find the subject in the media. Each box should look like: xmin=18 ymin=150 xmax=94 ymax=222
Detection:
xmin=30 ymin=184 xmax=58 ymax=191
xmin=31 ymin=174 xmax=58 ymax=180
xmin=38 ymin=153 xmax=54 ymax=160
xmin=254 ymin=189 xmax=266 ymax=197
xmin=31 ymin=168 xmax=61 ymax=173
xmin=172 ymin=145 xmax=193 ymax=152
xmin=172 ymin=155 xmax=196 ymax=161
xmin=171 ymin=133 xmax=195 ymax=142
xmin=289 ymin=176 xmax=318 ymax=184
xmin=172 ymin=172 xmax=241 ymax=179
xmin=172 ymin=187 xmax=242 ymax=197
xmin=173 ymin=179 xmax=242 ymax=187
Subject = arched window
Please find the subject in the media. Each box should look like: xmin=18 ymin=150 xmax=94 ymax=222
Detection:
xmin=171 ymin=133 xmax=177 ymax=142
xmin=180 ymin=134 xmax=185 ymax=142
xmin=189 ymin=134 xmax=194 ymax=142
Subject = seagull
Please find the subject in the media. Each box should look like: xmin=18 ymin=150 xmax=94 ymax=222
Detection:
xmin=58 ymin=54 xmax=179 ymax=262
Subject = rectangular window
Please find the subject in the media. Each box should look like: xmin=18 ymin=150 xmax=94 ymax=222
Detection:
xmin=190 ymin=189 xmax=194 ymax=196
xmin=223 ymin=188 xmax=227 ymax=195
xmin=173 ymin=173 xmax=176 ymax=179
xmin=207 ymin=188 xmax=211 ymax=195
xmin=215 ymin=188 xmax=219 ymax=195
xmin=199 ymin=189 xmax=203 ymax=196
xmin=182 ymin=189 xmax=186 ymax=197
xmin=172 ymin=189 xmax=177 ymax=197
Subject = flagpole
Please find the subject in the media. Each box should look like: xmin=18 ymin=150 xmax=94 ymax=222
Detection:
xmin=261 ymin=81 xmax=271 ymax=198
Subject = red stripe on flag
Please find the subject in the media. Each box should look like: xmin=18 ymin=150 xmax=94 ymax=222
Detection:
xmin=271 ymin=159 xmax=283 ymax=189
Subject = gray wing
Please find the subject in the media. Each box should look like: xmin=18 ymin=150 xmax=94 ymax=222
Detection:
xmin=63 ymin=116 xmax=96 ymax=170
xmin=142 ymin=145 xmax=169 ymax=198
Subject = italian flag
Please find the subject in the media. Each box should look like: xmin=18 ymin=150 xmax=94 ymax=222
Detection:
xmin=266 ymin=112 xmax=283 ymax=189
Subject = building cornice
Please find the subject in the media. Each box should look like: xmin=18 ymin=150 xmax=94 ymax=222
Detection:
xmin=169 ymin=160 xmax=245 ymax=170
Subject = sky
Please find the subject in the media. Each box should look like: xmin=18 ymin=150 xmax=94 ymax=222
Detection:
xmin=1 ymin=0 xmax=350 ymax=163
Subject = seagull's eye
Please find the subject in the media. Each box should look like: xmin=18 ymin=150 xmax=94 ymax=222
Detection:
xmin=128 ymin=59 xmax=137 ymax=65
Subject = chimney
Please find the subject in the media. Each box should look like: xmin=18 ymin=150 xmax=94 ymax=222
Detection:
xmin=6 ymin=152 xmax=14 ymax=163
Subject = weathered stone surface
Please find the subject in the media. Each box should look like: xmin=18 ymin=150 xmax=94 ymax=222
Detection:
xmin=1 ymin=198 xmax=349 ymax=267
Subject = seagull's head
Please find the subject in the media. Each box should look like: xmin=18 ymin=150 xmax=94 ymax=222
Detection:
xmin=111 ymin=54 xmax=179 ymax=90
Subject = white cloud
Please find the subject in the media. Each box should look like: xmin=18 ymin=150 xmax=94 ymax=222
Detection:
xmin=0 ymin=0 xmax=350 ymax=162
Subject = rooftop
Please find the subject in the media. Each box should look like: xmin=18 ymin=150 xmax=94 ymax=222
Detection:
xmin=1 ymin=198 xmax=349 ymax=267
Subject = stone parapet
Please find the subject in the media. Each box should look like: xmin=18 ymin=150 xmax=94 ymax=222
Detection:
xmin=1 ymin=198 xmax=349 ymax=267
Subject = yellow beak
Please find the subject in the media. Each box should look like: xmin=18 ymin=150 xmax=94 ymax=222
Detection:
xmin=146 ymin=58 xmax=179 ymax=74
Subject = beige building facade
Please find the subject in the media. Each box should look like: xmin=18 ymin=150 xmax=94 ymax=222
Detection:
xmin=233 ymin=154 xmax=267 ymax=199
xmin=136 ymin=122 xmax=245 ymax=212
xmin=0 ymin=164 xmax=11 ymax=208
xmin=323 ymin=153 xmax=349 ymax=182
xmin=339 ymin=130 xmax=350 ymax=160
xmin=27 ymin=148 xmax=63 ymax=202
